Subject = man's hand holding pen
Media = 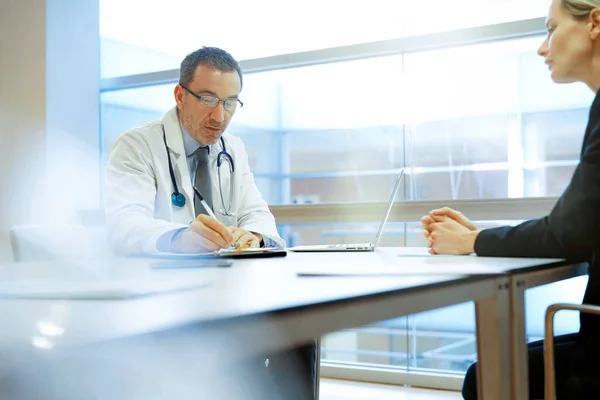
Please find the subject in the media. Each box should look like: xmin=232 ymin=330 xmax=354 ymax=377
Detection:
xmin=171 ymin=185 xmax=262 ymax=253
xmin=229 ymin=227 xmax=262 ymax=250
xmin=171 ymin=214 xmax=234 ymax=253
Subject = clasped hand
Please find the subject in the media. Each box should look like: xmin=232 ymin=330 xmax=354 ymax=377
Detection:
xmin=420 ymin=207 xmax=480 ymax=255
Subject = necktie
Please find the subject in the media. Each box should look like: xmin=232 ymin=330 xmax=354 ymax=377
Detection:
xmin=194 ymin=147 xmax=213 ymax=217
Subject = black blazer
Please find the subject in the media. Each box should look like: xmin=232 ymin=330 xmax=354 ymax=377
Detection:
xmin=474 ymin=89 xmax=600 ymax=337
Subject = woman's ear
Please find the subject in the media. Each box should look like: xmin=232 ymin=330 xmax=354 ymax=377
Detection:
xmin=589 ymin=9 xmax=600 ymax=40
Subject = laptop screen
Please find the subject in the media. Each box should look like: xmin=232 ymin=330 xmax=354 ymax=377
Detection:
xmin=371 ymin=169 xmax=405 ymax=249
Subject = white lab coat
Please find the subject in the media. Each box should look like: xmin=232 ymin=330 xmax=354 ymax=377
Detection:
xmin=105 ymin=107 xmax=285 ymax=255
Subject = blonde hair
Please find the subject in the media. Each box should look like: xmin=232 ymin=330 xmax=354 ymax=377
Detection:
xmin=561 ymin=0 xmax=600 ymax=18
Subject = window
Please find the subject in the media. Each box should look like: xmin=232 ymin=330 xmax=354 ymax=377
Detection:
xmin=100 ymin=0 xmax=550 ymax=77
xmin=102 ymin=35 xmax=593 ymax=205
xmin=100 ymin=0 xmax=404 ymax=77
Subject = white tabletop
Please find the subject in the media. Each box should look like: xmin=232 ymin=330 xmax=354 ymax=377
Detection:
xmin=0 ymin=248 xmax=573 ymax=400
xmin=0 ymin=249 xmax=481 ymax=350
xmin=0 ymin=248 xmax=566 ymax=352
xmin=293 ymin=247 xmax=566 ymax=276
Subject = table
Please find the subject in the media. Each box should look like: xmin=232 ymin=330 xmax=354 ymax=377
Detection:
xmin=0 ymin=248 xmax=582 ymax=399
xmin=390 ymin=248 xmax=586 ymax=400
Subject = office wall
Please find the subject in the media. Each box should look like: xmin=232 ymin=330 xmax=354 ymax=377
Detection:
xmin=0 ymin=0 xmax=99 ymax=261
xmin=0 ymin=0 xmax=48 ymax=261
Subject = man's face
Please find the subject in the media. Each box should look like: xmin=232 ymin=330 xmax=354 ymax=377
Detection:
xmin=175 ymin=65 xmax=242 ymax=146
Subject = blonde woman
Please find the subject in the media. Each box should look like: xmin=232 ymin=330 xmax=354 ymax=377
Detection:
xmin=421 ymin=0 xmax=600 ymax=398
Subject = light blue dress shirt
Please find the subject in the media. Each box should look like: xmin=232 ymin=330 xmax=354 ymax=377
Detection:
xmin=157 ymin=125 xmax=275 ymax=251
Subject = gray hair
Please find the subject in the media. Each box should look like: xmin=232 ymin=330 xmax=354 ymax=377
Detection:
xmin=561 ymin=0 xmax=600 ymax=18
xmin=179 ymin=46 xmax=243 ymax=88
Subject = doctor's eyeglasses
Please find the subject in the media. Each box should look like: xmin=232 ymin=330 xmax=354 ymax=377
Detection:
xmin=180 ymin=84 xmax=243 ymax=112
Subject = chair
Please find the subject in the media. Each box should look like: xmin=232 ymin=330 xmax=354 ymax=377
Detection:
xmin=9 ymin=224 xmax=95 ymax=262
xmin=543 ymin=303 xmax=600 ymax=399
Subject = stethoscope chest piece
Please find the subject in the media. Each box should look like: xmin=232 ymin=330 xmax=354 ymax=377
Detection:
xmin=171 ymin=192 xmax=186 ymax=208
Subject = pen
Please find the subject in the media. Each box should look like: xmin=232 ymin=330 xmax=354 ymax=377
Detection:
xmin=193 ymin=186 xmax=240 ymax=249
xmin=192 ymin=186 xmax=217 ymax=220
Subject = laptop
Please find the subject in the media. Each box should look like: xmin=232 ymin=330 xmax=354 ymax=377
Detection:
xmin=287 ymin=170 xmax=405 ymax=252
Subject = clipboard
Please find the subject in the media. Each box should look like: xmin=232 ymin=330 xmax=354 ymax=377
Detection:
xmin=146 ymin=248 xmax=287 ymax=260
xmin=217 ymin=247 xmax=287 ymax=259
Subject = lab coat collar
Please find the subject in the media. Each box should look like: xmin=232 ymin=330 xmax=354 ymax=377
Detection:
xmin=161 ymin=107 xmax=186 ymax=159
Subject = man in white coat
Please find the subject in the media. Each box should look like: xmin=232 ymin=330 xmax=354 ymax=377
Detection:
xmin=106 ymin=50 xmax=284 ymax=256
xmin=105 ymin=47 xmax=315 ymax=399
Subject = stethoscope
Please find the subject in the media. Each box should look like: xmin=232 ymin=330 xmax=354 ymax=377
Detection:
xmin=162 ymin=126 xmax=236 ymax=216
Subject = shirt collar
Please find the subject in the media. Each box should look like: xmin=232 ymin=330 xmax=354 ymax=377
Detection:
xmin=180 ymin=121 xmax=208 ymax=157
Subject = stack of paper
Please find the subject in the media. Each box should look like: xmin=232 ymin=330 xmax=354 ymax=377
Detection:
xmin=296 ymin=262 xmax=505 ymax=277
xmin=0 ymin=279 xmax=210 ymax=300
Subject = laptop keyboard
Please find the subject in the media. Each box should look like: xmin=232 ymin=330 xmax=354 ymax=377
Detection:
xmin=327 ymin=243 xmax=372 ymax=250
